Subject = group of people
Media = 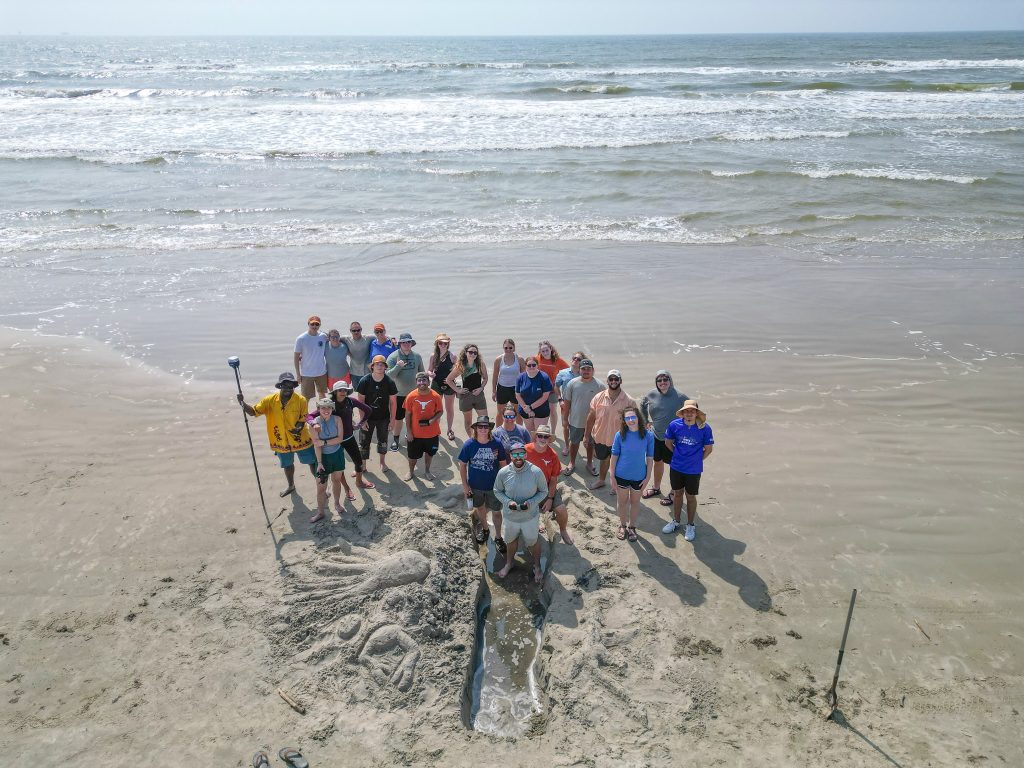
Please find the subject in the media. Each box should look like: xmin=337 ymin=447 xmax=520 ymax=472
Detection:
xmin=236 ymin=316 xmax=715 ymax=580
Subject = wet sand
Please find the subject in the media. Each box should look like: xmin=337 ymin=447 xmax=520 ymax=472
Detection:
xmin=1 ymin=241 xmax=1023 ymax=766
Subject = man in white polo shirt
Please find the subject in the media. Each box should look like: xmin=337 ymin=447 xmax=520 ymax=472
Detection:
xmin=294 ymin=315 xmax=329 ymax=401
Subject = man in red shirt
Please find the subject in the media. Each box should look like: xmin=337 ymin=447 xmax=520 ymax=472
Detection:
xmin=525 ymin=424 xmax=573 ymax=545
xmin=403 ymin=371 xmax=443 ymax=481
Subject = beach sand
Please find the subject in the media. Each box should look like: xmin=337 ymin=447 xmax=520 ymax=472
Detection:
xmin=2 ymin=243 xmax=1023 ymax=766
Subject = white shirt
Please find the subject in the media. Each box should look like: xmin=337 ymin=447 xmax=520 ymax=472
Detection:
xmin=294 ymin=331 xmax=328 ymax=377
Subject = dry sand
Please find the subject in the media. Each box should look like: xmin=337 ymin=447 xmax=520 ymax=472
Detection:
xmin=2 ymin=280 xmax=1022 ymax=767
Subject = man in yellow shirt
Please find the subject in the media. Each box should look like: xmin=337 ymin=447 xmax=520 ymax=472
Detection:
xmin=238 ymin=372 xmax=316 ymax=497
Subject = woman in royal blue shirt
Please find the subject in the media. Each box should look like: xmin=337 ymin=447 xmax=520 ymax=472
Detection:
xmin=515 ymin=355 xmax=553 ymax=438
xmin=609 ymin=405 xmax=655 ymax=542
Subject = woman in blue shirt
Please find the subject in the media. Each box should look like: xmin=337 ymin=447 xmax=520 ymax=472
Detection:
xmin=609 ymin=405 xmax=654 ymax=542
xmin=515 ymin=355 xmax=553 ymax=438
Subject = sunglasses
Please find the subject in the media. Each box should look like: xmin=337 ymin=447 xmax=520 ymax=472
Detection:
xmin=467 ymin=351 xmax=478 ymax=355
xmin=656 ymin=377 xmax=669 ymax=383
xmin=572 ymin=357 xmax=582 ymax=362
xmin=309 ymin=322 xmax=320 ymax=327
xmin=608 ymin=378 xmax=621 ymax=382
xmin=350 ymin=328 xmax=362 ymax=333
xmin=438 ymin=341 xmax=449 ymax=345
xmin=503 ymin=346 xmax=514 ymax=351
xmin=510 ymin=451 xmax=527 ymax=458
xmin=503 ymin=413 xmax=516 ymax=419
xmin=375 ymin=330 xmax=386 ymax=334
xmin=526 ymin=363 xmax=538 ymax=368
xmin=624 ymin=415 xmax=638 ymax=421
xmin=536 ymin=434 xmax=550 ymax=440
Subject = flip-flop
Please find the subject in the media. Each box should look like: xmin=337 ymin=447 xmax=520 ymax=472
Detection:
xmin=358 ymin=480 xmax=376 ymax=489
xmin=346 ymin=489 xmax=356 ymax=501
xmin=252 ymin=751 xmax=270 ymax=768
xmin=587 ymin=464 xmax=599 ymax=477
xmin=641 ymin=488 xmax=661 ymax=499
xmin=279 ymin=748 xmax=309 ymax=768
xmin=561 ymin=466 xmax=574 ymax=476
xmin=616 ymin=524 xmax=627 ymax=540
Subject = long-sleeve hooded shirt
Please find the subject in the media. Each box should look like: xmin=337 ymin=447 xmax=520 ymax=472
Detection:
xmin=493 ymin=462 xmax=548 ymax=524
xmin=639 ymin=370 xmax=688 ymax=440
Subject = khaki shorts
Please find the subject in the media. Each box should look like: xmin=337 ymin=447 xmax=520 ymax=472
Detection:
xmin=300 ymin=374 xmax=328 ymax=400
xmin=503 ymin=515 xmax=540 ymax=547
xmin=458 ymin=390 xmax=488 ymax=413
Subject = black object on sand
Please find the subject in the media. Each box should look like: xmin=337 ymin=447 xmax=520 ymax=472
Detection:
xmin=826 ymin=588 xmax=858 ymax=719
xmin=229 ymin=356 xmax=271 ymax=528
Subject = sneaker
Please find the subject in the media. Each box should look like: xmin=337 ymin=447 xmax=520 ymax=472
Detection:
xmin=662 ymin=520 xmax=680 ymax=534
xmin=684 ymin=524 xmax=696 ymax=541
xmin=389 ymin=437 xmax=400 ymax=452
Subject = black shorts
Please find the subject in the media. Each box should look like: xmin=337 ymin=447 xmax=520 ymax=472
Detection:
xmin=669 ymin=468 xmax=701 ymax=495
xmin=653 ymin=438 xmax=673 ymax=464
xmin=394 ymin=400 xmax=407 ymax=420
xmin=407 ymin=435 xmax=439 ymax=461
xmin=520 ymin=402 xmax=551 ymax=419
xmin=594 ymin=442 xmax=612 ymax=461
xmin=431 ymin=380 xmax=454 ymax=396
xmin=495 ymin=384 xmax=517 ymax=405
xmin=614 ymin=475 xmax=645 ymax=491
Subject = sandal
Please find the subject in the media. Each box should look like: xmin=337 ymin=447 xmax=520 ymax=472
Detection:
xmin=252 ymin=752 xmax=270 ymax=768
xmin=626 ymin=526 xmax=638 ymax=542
xmin=278 ymin=748 xmax=309 ymax=768
xmin=660 ymin=493 xmax=675 ymax=507
xmin=345 ymin=488 xmax=356 ymax=501
xmin=616 ymin=524 xmax=627 ymax=541
xmin=641 ymin=488 xmax=661 ymax=499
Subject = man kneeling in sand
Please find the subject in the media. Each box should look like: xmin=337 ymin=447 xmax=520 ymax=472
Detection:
xmin=493 ymin=441 xmax=549 ymax=583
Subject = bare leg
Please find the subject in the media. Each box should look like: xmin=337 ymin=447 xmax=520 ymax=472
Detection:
xmin=685 ymin=492 xmax=698 ymax=525
xmin=281 ymin=465 xmax=296 ymax=496
xmin=341 ymin=471 xmax=354 ymax=501
xmin=530 ymin=540 xmax=543 ymax=583
xmin=628 ymin=488 xmax=641 ymax=527
xmin=424 ymin=454 xmax=435 ymax=481
xmin=332 ymin=474 xmax=343 ymax=513
xmin=403 ymin=459 xmax=415 ymax=482
xmin=462 ymin=410 xmax=473 ymax=437
xmin=311 ymin=476 xmax=328 ymax=522
xmin=555 ymin=505 xmax=573 ymax=545
xmin=565 ymin=440 xmax=581 ymax=473
xmin=652 ymin=460 xmax=665 ymax=494
xmin=493 ymin=509 xmax=503 ymax=541
xmin=585 ymin=439 xmax=596 ymax=473
xmin=615 ymin=485 xmax=629 ymax=527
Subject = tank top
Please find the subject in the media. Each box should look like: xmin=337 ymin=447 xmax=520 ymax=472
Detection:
xmin=316 ymin=414 xmax=341 ymax=454
xmin=497 ymin=355 xmax=520 ymax=387
xmin=461 ymin=363 xmax=482 ymax=391
xmin=433 ymin=352 xmax=454 ymax=386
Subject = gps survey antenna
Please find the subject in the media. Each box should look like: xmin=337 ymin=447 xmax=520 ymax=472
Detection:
xmin=229 ymin=356 xmax=271 ymax=528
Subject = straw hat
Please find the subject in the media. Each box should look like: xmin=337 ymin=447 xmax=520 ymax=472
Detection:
xmin=676 ymin=399 xmax=706 ymax=424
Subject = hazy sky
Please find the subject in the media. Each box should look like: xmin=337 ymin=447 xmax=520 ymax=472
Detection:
xmin=2 ymin=0 xmax=1022 ymax=36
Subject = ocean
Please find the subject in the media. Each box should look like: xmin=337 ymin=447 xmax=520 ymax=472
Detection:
xmin=0 ymin=33 xmax=1021 ymax=380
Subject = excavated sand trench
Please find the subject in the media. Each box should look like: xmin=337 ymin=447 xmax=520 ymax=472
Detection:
xmin=462 ymin=520 xmax=555 ymax=738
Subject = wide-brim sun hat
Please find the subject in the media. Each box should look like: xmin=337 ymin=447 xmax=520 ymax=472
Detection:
xmin=398 ymin=332 xmax=416 ymax=346
xmin=677 ymin=399 xmax=707 ymax=423
xmin=331 ymin=380 xmax=353 ymax=392
xmin=473 ymin=415 xmax=495 ymax=428
xmin=535 ymin=424 xmax=553 ymax=436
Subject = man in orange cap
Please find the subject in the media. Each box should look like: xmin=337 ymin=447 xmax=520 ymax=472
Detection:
xmin=294 ymin=315 xmax=329 ymax=401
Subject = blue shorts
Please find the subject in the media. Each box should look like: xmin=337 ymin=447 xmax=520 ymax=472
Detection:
xmin=276 ymin=445 xmax=317 ymax=468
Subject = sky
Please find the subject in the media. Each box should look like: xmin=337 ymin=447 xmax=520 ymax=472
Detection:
xmin=1 ymin=0 xmax=1022 ymax=36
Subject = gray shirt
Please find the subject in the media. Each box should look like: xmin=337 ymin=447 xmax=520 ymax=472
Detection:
xmin=324 ymin=341 xmax=351 ymax=379
xmin=493 ymin=462 xmax=548 ymax=524
xmin=344 ymin=335 xmax=372 ymax=378
xmin=386 ymin=350 xmax=425 ymax=396
xmin=562 ymin=377 xmax=605 ymax=429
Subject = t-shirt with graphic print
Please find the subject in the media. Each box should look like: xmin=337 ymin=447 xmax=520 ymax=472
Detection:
xmin=458 ymin=439 xmax=508 ymax=491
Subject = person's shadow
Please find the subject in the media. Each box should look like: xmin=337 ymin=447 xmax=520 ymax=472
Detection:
xmin=691 ymin=519 xmax=772 ymax=612
xmin=633 ymin=504 xmax=707 ymax=607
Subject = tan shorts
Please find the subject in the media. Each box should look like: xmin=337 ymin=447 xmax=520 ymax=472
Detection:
xmin=503 ymin=515 xmax=540 ymax=547
xmin=300 ymin=374 xmax=328 ymax=401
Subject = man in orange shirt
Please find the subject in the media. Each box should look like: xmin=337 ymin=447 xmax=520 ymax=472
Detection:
xmin=586 ymin=369 xmax=636 ymax=492
xmin=403 ymin=371 xmax=443 ymax=481
xmin=525 ymin=424 xmax=573 ymax=545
